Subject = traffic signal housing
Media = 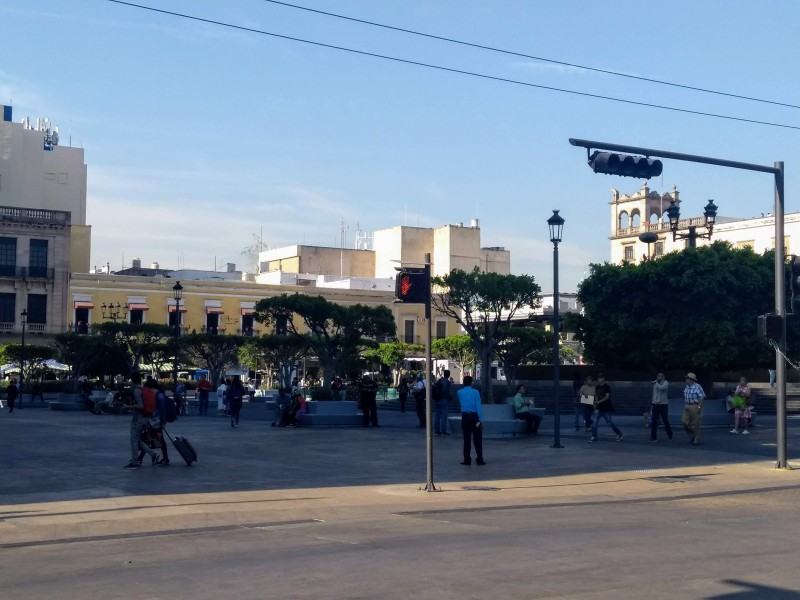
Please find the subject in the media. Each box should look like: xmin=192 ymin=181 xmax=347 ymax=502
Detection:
xmin=588 ymin=151 xmax=663 ymax=179
xmin=394 ymin=268 xmax=428 ymax=304
xmin=791 ymin=255 xmax=800 ymax=314
xmin=758 ymin=313 xmax=782 ymax=341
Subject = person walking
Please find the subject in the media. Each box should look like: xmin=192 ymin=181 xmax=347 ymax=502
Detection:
xmin=122 ymin=372 xmax=160 ymax=469
xmin=572 ymin=373 xmax=584 ymax=431
xmin=731 ymin=376 xmax=752 ymax=435
xmin=216 ymin=378 xmax=229 ymax=415
xmin=397 ymin=377 xmax=410 ymax=413
xmin=457 ymin=375 xmax=485 ymax=465
xmin=681 ymin=372 xmax=705 ymax=445
xmin=433 ymin=370 xmax=452 ymax=436
xmin=412 ymin=373 xmax=426 ymax=428
xmin=513 ymin=384 xmax=541 ymax=435
xmin=196 ymin=374 xmax=212 ymax=416
xmin=577 ymin=375 xmax=596 ymax=433
xmin=227 ymin=376 xmax=245 ymax=428
xmin=650 ymin=372 xmax=673 ymax=442
xmin=6 ymin=378 xmax=19 ymax=413
xmin=359 ymin=376 xmax=379 ymax=427
xmin=589 ymin=374 xmax=623 ymax=442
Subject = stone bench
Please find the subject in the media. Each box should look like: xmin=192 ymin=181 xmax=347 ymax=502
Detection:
xmin=447 ymin=398 xmax=545 ymax=438
xmin=296 ymin=400 xmax=363 ymax=427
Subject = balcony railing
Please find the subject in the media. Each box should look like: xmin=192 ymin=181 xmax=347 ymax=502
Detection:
xmin=0 ymin=266 xmax=55 ymax=280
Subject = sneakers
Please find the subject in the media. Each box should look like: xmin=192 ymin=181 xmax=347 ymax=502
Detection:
xmin=123 ymin=461 xmax=141 ymax=470
xmin=616 ymin=434 xmax=624 ymax=442
xmin=157 ymin=459 xmax=170 ymax=466
xmin=742 ymin=429 xmax=750 ymax=435
xmin=476 ymin=459 xmax=487 ymax=466
xmin=151 ymin=453 xmax=161 ymax=466
xmin=588 ymin=437 xmax=597 ymax=443
xmin=730 ymin=429 xmax=738 ymax=434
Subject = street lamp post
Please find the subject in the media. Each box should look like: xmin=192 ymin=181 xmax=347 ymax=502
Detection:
xmin=665 ymin=199 xmax=718 ymax=248
xmin=547 ymin=210 xmax=565 ymax=449
xmin=19 ymin=308 xmax=27 ymax=409
xmin=172 ymin=281 xmax=183 ymax=397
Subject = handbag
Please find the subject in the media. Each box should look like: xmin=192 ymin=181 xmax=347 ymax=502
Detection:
xmin=731 ymin=395 xmax=746 ymax=409
xmin=580 ymin=394 xmax=595 ymax=405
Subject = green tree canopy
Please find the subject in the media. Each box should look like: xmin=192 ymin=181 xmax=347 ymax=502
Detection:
xmin=253 ymin=294 xmax=396 ymax=388
xmin=576 ymin=243 xmax=776 ymax=371
xmin=431 ymin=335 xmax=478 ymax=382
xmin=432 ymin=268 xmax=541 ymax=401
xmin=179 ymin=333 xmax=246 ymax=388
xmin=92 ymin=322 xmax=172 ymax=374
xmin=240 ymin=334 xmax=310 ymax=390
xmin=493 ymin=327 xmax=550 ymax=394
xmin=363 ymin=341 xmax=424 ymax=385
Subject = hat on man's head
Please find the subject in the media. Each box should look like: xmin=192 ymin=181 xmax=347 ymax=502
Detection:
xmin=685 ymin=372 xmax=697 ymax=381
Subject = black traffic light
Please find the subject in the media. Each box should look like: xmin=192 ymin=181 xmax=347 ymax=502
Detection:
xmin=395 ymin=268 xmax=428 ymax=304
xmin=588 ymin=151 xmax=663 ymax=179
xmin=758 ymin=313 xmax=782 ymax=341
xmin=791 ymin=255 xmax=800 ymax=314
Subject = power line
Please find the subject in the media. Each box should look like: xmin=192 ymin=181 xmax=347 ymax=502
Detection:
xmin=262 ymin=0 xmax=800 ymax=111
xmin=104 ymin=0 xmax=800 ymax=131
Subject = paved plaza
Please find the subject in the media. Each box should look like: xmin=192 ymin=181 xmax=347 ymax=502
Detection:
xmin=3 ymin=404 xmax=800 ymax=599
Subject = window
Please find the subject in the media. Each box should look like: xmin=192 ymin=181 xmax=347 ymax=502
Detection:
xmin=0 ymin=237 xmax=16 ymax=276
xmin=0 ymin=293 xmax=15 ymax=322
xmin=654 ymin=242 xmax=664 ymax=257
xmin=29 ymin=239 xmax=48 ymax=278
xmin=27 ymin=294 xmax=47 ymax=324
xmin=206 ymin=313 xmax=220 ymax=334
xmin=130 ymin=309 xmax=145 ymax=325
xmin=241 ymin=314 xmax=254 ymax=335
xmin=624 ymin=245 xmax=634 ymax=261
xmin=435 ymin=320 xmax=447 ymax=339
xmin=168 ymin=311 xmax=182 ymax=328
xmin=403 ymin=319 xmax=415 ymax=344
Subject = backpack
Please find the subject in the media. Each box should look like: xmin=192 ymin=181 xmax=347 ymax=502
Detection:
xmin=161 ymin=391 xmax=178 ymax=423
xmin=432 ymin=380 xmax=443 ymax=401
xmin=141 ymin=387 xmax=157 ymax=416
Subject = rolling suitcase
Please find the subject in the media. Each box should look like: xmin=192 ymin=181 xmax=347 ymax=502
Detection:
xmin=163 ymin=428 xmax=198 ymax=466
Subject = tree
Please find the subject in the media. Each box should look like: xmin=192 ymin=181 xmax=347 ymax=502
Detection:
xmin=0 ymin=343 xmax=55 ymax=389
xmin=431 ymin=335 xmax=478 ymax=382
xmin=432 ymin=268 xmax=542 ymax=402
xmin=92 ymin=322 xmax=172 ymax=374
xmin=254 ymin=294 xmax=396 ymax=388
xmin=240 ymin=335 xmax=310 ymax=390
xmin=576 ymin=242 xmax=776 ymax=371
xmin=493 ymin=327 xmax=550 ymax=395
xmin=179 ymin=333 xmax=246 ymax=388
xmin=364 ymin=341 xmax=424 ymax=386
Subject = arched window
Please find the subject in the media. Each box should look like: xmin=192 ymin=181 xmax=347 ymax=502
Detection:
xmin=631 ymin=212 xmax=641 ymax=228
xmin=618 ymin=212 xmax=629 ymax=229
xmin=649 ymin=212 xmax=660 ymax=225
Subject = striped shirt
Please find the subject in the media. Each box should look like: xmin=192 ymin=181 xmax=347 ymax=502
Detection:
xmin=457 ymin=386 xmax=483 ymax=420
xmin=683 ymin=382 xmax=705 ymax=404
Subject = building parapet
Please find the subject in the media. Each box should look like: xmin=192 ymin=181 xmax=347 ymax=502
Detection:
xmin=0 ymin=206 xmax=71 ymax=227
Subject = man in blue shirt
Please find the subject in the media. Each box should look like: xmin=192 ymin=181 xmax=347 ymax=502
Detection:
xmin=457 ymin=376 xmax=485 ymax=466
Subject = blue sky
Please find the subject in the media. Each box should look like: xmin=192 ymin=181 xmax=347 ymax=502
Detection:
xmin=2 ymin=0 xmax=799 ymax=291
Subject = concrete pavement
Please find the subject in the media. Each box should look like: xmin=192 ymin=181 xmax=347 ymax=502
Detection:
xmin=2 ymin=404 xmax=800 ymax=599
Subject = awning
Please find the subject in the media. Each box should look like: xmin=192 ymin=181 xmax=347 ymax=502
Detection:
xmin=240 ymin=308 xmax=254 ymax=316
xmin=168 ymin=305 xmax=187 ymax=313
xmin=128 ymin=303 xmax=149 ymax=311
xmin=74 ymin=301 xmax=94 ymax=309
xmin=205 ymin=307 xmax=224 ymax=315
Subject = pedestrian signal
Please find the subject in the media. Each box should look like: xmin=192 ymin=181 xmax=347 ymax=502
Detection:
xmin=394 ymin=269 xmax=428 ymax=304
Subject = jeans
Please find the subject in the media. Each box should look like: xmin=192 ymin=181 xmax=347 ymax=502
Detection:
xmin=362 ymin=396 xmax=378 ymax=427
xmin=229 ymin=399 xmax=243 ymax=425
xmin=650 ymin=403 xmax=673 ymax=440
xmin=461 ymin=412 xmax=483 ymax=462
xmin=581 ymin=403 xmax=594 ymax=429
xmin=591 ymin=410 xmax=621 ymax=438
xmin=130 ymin=416 xmax=157 ymax=462
xmin=434 ymin=400 xmax=449 ymax=434
xmin=415 ymin=394 xmax=426 ymax=426
xmin=198 ymin=392 xmax=209 ymax=415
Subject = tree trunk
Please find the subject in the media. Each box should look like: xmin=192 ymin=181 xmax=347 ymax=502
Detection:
xmin=479 ymin=347 xmax=492 ymax=403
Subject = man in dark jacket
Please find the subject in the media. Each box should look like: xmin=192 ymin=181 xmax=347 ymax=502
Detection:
xmin=589 ymin=374 xmax=623 ymax=443
xmin=6 ymin=378 xmax=19 ymax=413
xmin=359 ymin=376 xmax=380 ymax=427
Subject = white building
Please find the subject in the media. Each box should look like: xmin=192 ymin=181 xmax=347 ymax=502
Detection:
xmin=609 ymin=183 xmax=795 ymax=263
